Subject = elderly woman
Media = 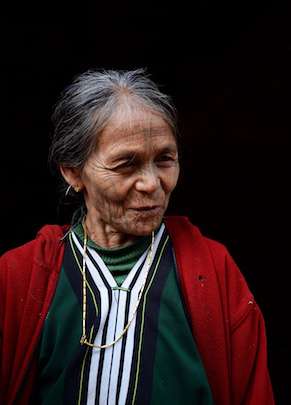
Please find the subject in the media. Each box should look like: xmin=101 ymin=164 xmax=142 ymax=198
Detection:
xmin=0 ymin=69 xmax=274 ymax=405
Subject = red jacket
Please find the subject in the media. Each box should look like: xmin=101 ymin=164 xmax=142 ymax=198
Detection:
xmin=0 ymin=216 xmax=275 ymax=404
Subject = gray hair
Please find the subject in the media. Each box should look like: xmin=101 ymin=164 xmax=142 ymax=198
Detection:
xmin=48 ymin=68 xmax=177 ymax=173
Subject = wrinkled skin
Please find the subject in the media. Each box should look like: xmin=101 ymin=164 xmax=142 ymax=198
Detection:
xmin=61 ymin=104 xmax=179 ymax=248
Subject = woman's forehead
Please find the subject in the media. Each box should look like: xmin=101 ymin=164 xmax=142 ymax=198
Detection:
xmin=92 ymin=126 xmax=176 ymax=163
xmin=98 ymin=126 xmax=176 ymax=156
xmin=106 ymin=105 xmax=169 ymax=131
xmin=97 ymin=107 xmax=174 ymax=146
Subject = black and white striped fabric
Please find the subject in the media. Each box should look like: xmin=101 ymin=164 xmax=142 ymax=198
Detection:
xmin=71 ymin=224 xmax=166 ymax=404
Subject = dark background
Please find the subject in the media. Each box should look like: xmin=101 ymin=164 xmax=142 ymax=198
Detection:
xmin=1 ymin=1 xmax=290 ymax=403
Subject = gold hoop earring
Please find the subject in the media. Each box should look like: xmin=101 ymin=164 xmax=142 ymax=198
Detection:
xmin=75 ymin=185 xmax=81 ymax=193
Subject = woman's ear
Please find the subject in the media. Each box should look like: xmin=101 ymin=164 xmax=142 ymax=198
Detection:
xmin=60 ymin=166 xmax=83 ymax=192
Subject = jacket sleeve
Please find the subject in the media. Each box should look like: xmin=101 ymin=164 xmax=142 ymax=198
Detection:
xmin=223 ymin=252 xmax=275 ymax=404
xmin=165 ymin=216 xmax=275 ymax=404
xmin=0 ymin=246 xmax=37 ymax=405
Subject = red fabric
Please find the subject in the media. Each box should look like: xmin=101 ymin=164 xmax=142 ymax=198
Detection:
xmin=0 ymin=225 xmax=68 ymax=405
xmin=165 ymin=216 xmax=275 ymax=405
xmin=0 ymin=217 xmax=275 ymax=404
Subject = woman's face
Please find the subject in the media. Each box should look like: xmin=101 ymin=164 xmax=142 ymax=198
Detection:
xmin=77 ymin=106 xmax=179 ymax=236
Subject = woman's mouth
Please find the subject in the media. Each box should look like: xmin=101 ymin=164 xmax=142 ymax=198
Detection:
xmin=130 ymin=206 xmax=162 ymax=215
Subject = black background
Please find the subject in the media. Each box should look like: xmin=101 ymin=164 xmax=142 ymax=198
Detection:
xmin=1 ymin=1 xmax=290 ymax=403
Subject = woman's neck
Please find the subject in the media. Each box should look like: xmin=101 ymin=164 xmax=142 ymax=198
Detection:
xmin=84 ymin=215 xmax=137 ymax=249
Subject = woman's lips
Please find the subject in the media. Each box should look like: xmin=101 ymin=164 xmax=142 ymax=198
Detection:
xmin=129 ymin=206 xmax=162 ymax=215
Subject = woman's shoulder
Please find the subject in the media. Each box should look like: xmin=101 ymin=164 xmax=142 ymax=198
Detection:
xmin=165 ymin=215 xmax=254 ymax=316
xmin=0 ymin=224 xmax=69 ymax=295
xmin=164 ymin=215 xmax=229 ymax=256
xmin=0 ymin=224 xmax=69 ymax=265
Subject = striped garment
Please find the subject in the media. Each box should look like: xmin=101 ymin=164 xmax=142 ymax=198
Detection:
xmin=37 ymin=224 xmax=213 ymax=404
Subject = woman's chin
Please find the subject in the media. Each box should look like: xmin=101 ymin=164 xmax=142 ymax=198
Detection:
xmin=121 ymin=215 xmax=163 ymax=237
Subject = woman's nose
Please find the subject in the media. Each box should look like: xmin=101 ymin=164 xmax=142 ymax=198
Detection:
xmin=135 ymin=165 xmax=160 ymax=194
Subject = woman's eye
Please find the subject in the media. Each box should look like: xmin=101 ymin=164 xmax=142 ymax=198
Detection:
xmin=120 ymin=161 xmax=134 ymax=168
xmin=113 ymin=159 xmax=136 ymax=171
xmin=157 ymin=155 xmax=175 ymax=164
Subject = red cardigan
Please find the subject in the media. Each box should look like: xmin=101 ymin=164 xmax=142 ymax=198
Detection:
xmin=0 ymin=216 xmax=275 ymax=404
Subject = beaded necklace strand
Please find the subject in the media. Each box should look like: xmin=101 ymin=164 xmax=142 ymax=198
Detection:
xmin=78 ymin=221 xmax=155 ymax=350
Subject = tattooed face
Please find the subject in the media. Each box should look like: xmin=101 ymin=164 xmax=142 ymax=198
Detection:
xmin=79 ymin=105 xmax=179 ymax=236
